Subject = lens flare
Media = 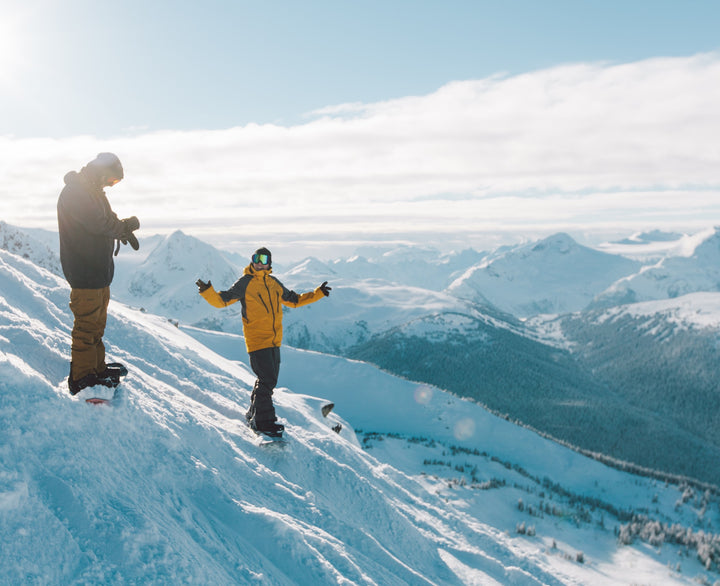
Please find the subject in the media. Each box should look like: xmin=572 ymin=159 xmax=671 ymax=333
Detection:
xmin=453 ymin=418 xmax=475 ymax=441
xmin=0 ymin=13 xmax=28 ymax=86
xmin=414 ymin=385 xmax=433 ymax=405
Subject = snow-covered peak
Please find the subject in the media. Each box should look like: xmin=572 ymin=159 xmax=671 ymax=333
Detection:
xmin=530 ymin=232 xmax=578 ymax=255
xmin=0 ymin=220 xmax=62 ymax=276
xmin=144 ymin=229 xmax=227 ymax=272
xmin=447 ymin=232 xmax=640 ymax=317
xmin=689 ymin=226 xmax=720 ymax=262
xmin=593 ymin=227 xmax=720 ymax=308
xmin=112 ymin=229 xmax=242 ymax=322
xmin=379 ymin=244 xmax=442 ymax=262
xmin=614 ymin=229 xmax=686 ymax=245
xmin=136 ymin=229 xmax=241 ymax=290
xmin=282 ymin=256 xmax=337 ymax=283
xmin=321 ymin=244 xmax=483 ymax=291
xmin=597 ymin=228 xmax=715 ymax=262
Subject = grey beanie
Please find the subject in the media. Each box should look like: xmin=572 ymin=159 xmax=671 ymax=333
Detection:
xmin=88 ymin=152 xmax=124 ymax=180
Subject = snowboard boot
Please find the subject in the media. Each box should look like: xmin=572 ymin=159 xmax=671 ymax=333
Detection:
xmin=250 ymin=418 xmax=284 ymax=437
xmin=97 ymin=363 xmax=128 ymax=387
xmin=68 ymin=372 xmax=115 ymax=396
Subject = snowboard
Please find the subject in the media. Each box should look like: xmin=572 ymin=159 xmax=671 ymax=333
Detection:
xmin=248 ymin=423 xmax=287 ymax=446
xmin=85 ymin=363 xmax=128 ymax=406
xmin=255 ymin=433 xmax=288 ymax=447
xmin=85 ymin=397 xmax=116 ymax=406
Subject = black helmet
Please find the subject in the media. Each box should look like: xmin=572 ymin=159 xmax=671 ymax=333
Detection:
xmin=252 ymin=247 xmax=272 ymax=266
xmin=87 ymin=152 xmax=124 ymax=181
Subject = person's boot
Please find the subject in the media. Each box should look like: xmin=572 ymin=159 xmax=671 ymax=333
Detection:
xmin=97 ymin=363 xmax=128 ymax=387
xmin=68 ymin=372 xmax=114 ymax=396
xmin=249 ymin=418 xmax=284 ymax=437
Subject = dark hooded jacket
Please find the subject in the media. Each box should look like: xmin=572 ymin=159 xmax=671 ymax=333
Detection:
xmin=57 ymin=167 xmax=127 ymax=289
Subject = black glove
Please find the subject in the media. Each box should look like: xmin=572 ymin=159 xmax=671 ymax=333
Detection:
xmin=122 ymin=216 xmax=140 ymax=232
xmin=319 ymin=281 xmax=332 ymax=297
xmin=121 ymin=232 xmax=140 ymax=250
xmin=119 ymin=216 xmax=140 ymax=251
xmin=196 ymin=279 xmax=212 ymax=293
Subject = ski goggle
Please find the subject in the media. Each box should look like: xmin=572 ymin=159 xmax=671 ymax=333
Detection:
xmin=252 ymin=253 xmax=270 ymax=265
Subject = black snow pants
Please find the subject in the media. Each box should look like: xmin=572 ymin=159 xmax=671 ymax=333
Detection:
xmin=247 ymin=346 xmax=281 ymax=425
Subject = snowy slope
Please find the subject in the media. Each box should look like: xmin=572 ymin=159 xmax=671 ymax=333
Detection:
xmin=446 ymin=233 xmax=641 ymax=317
xmin=588 ymin=291 xmax=720 ymax=330
xmin=281 ymin=279 xmax=513 ymax=354
xmin=2 ymin=247 xmax=720 ymax=584
xmin=0 ymin=220 xmax=62 ymax=275
xmin=594 ymin=227 xmax=720 ymax=307
xmin=275 ymin=249 xmax=506 ymax=352
xmin=552 ymin=292 xmax=720 ymax=485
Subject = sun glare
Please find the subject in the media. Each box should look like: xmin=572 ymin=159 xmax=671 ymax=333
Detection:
xmin=0 ymin=14 xmax=27 ymax=85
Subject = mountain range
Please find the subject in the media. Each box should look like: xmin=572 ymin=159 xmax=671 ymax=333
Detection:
xmin=6 ymin=222 xmax=720 ymax=487
xmin=1 ymin=224 xmax=720 ymax=583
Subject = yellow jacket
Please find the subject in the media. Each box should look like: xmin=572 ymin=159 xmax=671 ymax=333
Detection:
xmin=200 ymin=264 xmax=326 ymax=353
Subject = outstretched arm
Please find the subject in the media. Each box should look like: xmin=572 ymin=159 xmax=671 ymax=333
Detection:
xmin=280 ymin=281 xmax=331 ymax=308
xmin=196 ymin=279 xmax=239 ymax=308
xmin=196 ymin=275 xmax=251 ymax=308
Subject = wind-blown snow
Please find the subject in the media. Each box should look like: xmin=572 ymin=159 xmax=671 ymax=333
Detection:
xmin=1 ymin=245 xmax=719 ymax=583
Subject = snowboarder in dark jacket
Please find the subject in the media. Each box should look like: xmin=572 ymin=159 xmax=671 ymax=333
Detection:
xmin=57 ymin=153 xmax=140 ymax=394
xmin=196 ymin=247 xmax=331 ymax=436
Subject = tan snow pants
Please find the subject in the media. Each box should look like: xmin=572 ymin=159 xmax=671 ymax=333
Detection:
xmin=69 ymin=287 xmax=110 ymax=381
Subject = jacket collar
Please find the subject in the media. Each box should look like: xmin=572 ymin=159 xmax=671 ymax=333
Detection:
xmin=244 ymin=263 xmax=272 ymax=277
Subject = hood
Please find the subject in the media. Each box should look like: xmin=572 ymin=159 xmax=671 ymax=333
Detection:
xmin=63 ymin=171 xmax=82 ymax=185
xmin=64 ymin=167 xmax=105 ymax=193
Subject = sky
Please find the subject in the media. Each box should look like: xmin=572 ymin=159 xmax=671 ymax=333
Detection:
xmin=1 ymin=0 xmax=719 ymax=260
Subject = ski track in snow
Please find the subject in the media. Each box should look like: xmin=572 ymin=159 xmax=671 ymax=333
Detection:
xmin=0 ymin=248 xmax=717 ymax=584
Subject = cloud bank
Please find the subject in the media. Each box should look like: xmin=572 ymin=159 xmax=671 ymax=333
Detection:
xmin=1 ymin=53 xmax=719 ymax=257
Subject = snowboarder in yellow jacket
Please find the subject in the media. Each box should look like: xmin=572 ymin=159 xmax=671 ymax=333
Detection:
xmin=196 ymin=247 xmax=331 ymax=437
